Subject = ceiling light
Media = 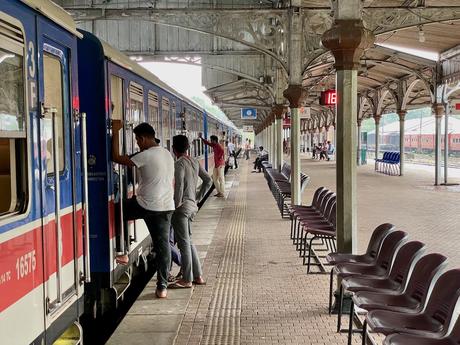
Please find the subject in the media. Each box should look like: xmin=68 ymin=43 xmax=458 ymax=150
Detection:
xmin=418 ymin=26 xmax=426 ymax=43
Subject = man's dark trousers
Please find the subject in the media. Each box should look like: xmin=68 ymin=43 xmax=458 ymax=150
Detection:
xmin=124 ymin=197 xmax=173 ymax=290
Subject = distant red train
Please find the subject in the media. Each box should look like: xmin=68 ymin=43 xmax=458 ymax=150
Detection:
xmin=367 ymin=133 xmax=460 ymax=154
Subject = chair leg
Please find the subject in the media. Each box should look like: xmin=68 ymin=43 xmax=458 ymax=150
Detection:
xmin=362 ymin=319 xmax=367 ymax=345
xmin=337 ymin=284 xmax=344 ymax=332
xmin=295 ymin=221 xmax=302 ymax=246
xmin=307 ymin=235 xmax=316 ymax=274
xmin=347 ymin=300 xmax=355 ymax=345
xmin=328 ymin=269 xmax=334 ymax=314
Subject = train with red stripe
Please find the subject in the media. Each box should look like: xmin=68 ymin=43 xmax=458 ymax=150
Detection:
xmin=0 ymin=1 xmax=236 ymax=344
xmin=367 ymin=133 xmax=460 ymax=155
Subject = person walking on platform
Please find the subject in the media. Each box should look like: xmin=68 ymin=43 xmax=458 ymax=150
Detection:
xmin=199 ymin=132 xmax=226 ymax=197
xmin=170 ymin=135 xmax=212 ymax=288
xmin=111 ymin=120 xmax=174 ymax=299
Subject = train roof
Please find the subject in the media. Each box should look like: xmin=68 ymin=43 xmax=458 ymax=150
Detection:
xmin=98 ymin=39 xmax=236 ymax=130
xmin=21 ymin=0 xmax=82 ymax=38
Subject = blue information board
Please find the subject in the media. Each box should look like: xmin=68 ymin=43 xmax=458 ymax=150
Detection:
xmin=241 ymin=108 xmax=257 ymax=119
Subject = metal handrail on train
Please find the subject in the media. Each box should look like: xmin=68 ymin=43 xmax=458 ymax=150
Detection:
xmin=128 ymin=121 xmax=137 ymax=244
xmin=52 ymin=109 xmax=63 ymax=306
xmin=116 ymin=122 xmax=126 ymax=258
xmin=81 ymin=112 xmax=91 ymax=283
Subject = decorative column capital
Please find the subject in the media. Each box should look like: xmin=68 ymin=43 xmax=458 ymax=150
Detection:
xmin=398 ymin=110 xmax=407 ymax=121
xmin=321 ymin=19 xmax=375 ymax=71
xmin=357 ymin=118 xmax=362 ymax=126
xmin=283 ymin=85 xmax=308 ymax=109
xmin=433 ymin=103 xmax=445 ymax=118
xmin=373 ymin=114 xmax=382 ymax=125
xmin=273 ymin=104 xmax=288 ymax=120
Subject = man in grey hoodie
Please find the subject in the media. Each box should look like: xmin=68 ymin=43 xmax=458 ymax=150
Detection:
xmin=170 ymin=135 xmax=212 ymax=288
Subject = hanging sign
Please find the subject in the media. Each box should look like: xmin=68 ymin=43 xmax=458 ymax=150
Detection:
xmin=320 ymin=89 xmax=337 ymax=106
xmin=241 ymin=108 xmax=257 ymax=119
xmin=243 ymin=125 xmax=253 ymax=132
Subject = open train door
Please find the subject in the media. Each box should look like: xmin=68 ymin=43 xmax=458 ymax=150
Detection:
xmin=37 ymin=19 xmax=82 ymax=342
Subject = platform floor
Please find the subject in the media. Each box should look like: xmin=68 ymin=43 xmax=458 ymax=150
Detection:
xmin=108 ymin=157 xmax=460 ymax=345
xmin=300 ymin=157 xmax=460 ymax=267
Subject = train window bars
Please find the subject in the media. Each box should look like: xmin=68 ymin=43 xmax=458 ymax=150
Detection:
xmin=162 ymin=97 xmax=170 ymax=151
xmin=148 ymin=90 xmax=160 ymax=138
xmin=0 ymin=19 xmax=28 ymax=218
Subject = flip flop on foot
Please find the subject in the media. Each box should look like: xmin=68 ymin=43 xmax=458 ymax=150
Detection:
xmin=193 ymin=277 xmax=206 ymax=285
xmin=169 ymin=281 xmax=192 ymax=289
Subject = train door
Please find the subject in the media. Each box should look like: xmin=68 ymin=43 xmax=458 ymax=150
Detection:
xmin=126 ymin=82 xmax=144 ymax=244
xmin=37 ymin=26 xmax=79 ymax=324
xmin=110 ymin=75 xmax=129 ymax=258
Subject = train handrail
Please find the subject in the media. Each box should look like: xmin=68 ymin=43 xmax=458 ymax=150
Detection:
xmin=81 ymin=112 xmax=91 ymax=283
xmin=52 ymin=110 xmax=63 ymax=305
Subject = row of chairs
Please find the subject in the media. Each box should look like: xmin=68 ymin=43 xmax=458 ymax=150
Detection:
xmin=261 ymin=162 xmax=310 ymax=218
xmin=289 ymin=187 xmax=336 ymax=273
xmin=327 ymin=223 xmax=460 ymax=345
xmin=375 ymin=152 xmax=401 ymax=175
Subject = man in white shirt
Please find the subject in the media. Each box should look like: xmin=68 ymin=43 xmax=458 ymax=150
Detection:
xmin=112 ymin=120 xmax=174 ymax=298
xmin=227 ymin=141 xmax=238 ymax=169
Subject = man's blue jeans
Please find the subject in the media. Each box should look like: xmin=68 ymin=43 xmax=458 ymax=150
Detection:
xmin=125 ymin=198 xmax=173 ymax=290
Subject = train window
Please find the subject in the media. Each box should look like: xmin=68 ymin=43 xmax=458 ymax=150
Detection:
xmin=110 ymin=75 xmax=123 ymax=120
xmin=129 ymin=83 xmax=144 ymax=153
xmin=0 ymin=28 xmax=28 ymax=217
xmin=0 ymin=49 xmax=25 ymax=134
xmin=43 ymin=53 xmax=65 ymax=174
xmin=148 ymin=91 xmax=160 ymax=135
xmin=129 ymin=82 xmax=143 ymax=123
xmin=162 ymin=98 xmax=170 ymax=150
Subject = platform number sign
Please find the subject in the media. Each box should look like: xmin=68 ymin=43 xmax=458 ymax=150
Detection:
xmin=320 ymin=89 xmax=337 ymax=106
xmin=241 ymin=108 xmax=257 ymax=119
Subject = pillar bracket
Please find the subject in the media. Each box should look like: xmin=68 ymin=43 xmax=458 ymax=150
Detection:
xmin=273 ymin=104 xmax=288 ymax=119
xmin=397 ymin=110 xmax=407 ymax=121
xmin=321 ymin=19 xmax=375 ymax=71
xmin=283 ymin=85 xmax=308 ymax=108
xmin=433 ymin=103 xmax=445 ymax=118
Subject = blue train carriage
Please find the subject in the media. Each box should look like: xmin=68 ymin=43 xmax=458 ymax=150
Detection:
xmin=76 ymin=30 xmax=213 ymax=316
xmin=0 ymin=1 xmax=87 ymax=344
xmin=180 ymin=101 xmax=208 ymax=168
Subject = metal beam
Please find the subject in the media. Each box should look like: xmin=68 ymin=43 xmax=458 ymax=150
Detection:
xmin=124 ymin=50 xmax=263 ymax=57
xmin=68 ymin=7 xmax=289 ymax=70
xmin=364 ymin=7 xmax=460 ymax=34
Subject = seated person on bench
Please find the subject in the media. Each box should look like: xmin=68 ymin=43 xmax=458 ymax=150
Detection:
xmin=252 ymin=146 xmax=268 ymax=173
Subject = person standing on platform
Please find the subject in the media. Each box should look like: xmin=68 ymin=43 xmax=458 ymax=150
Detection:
xmin=227 ymin=140 xmax=238 ymax=169
xmin=111 ymin=120 xmax=174 ymax=299
xmin=169 ymin=135 xmax=212 ymax=288
xmin=244 ymin=139 xmax=250 ymax=160
xmin=199 ymin=133 xmax=225 ymax=197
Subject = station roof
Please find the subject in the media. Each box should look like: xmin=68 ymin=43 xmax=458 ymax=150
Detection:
xmin=57 ymin=0 xmax=460 ymax=131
